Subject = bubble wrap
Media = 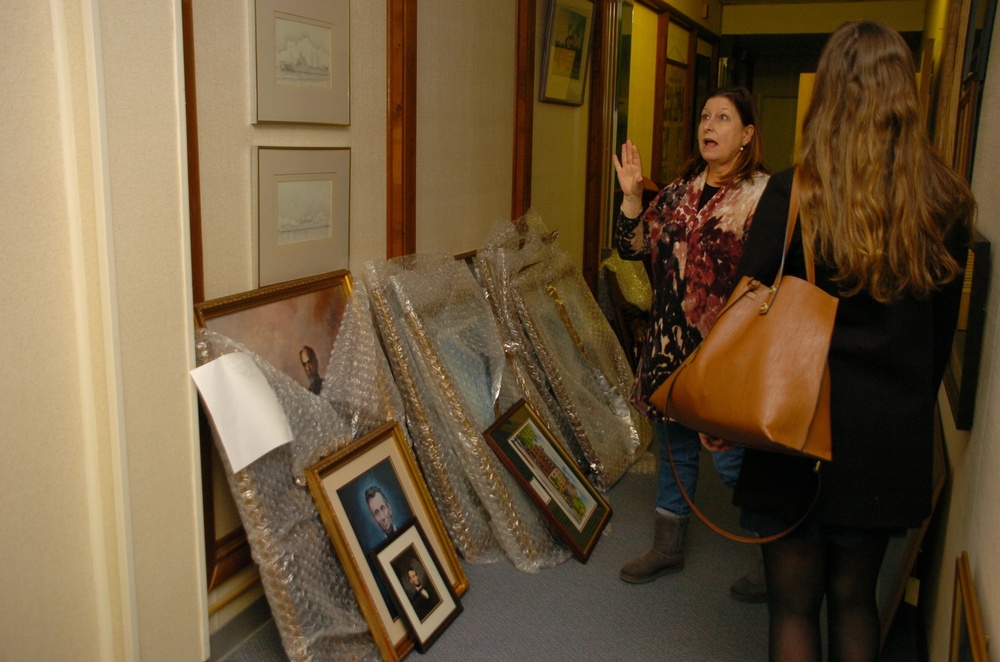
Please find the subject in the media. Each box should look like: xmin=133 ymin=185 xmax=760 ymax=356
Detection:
xmin=474 ymin=246 xmax=589 ymax=472
xmin=195 ymin=283 xmax=408 ymax=662
xmin=475 ymin=211 xmax=651 ymax=490
xmin=364 ymin=255 xmax=569 ymax=572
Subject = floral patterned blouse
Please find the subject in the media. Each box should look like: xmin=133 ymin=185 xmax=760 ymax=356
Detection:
xmin=615 ymin=169 xmax=770 ymax=419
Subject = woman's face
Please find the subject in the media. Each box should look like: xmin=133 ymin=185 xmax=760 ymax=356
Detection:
xmin=698 ymin=96 xmax=754 ymax=180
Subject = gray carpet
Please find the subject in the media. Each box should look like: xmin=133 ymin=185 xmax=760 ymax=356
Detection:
xmin=217 ymin=454 xmax=776 ymax=661
xmin=215 ymin=453 xmax=924 ymax=661
xmin=420 ymin=460 xmax=768 ymax=661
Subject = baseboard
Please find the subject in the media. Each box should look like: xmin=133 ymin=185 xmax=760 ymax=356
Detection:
xmin=208 ymin=595 xmax=274 ymax=661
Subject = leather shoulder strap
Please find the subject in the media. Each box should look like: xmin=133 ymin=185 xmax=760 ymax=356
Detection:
xmin=783 ymin=170 xmax=817 ymax=284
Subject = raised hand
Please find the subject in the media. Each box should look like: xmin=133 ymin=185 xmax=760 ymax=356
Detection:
xmin=613 ymin=140 xmax=644 ymax=217
xmin=613 ymin=140 xmax=644 ymax=199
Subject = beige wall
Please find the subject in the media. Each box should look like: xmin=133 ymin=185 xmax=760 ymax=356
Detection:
xmin=193 ymin=1 xmax=388 ymax=300
xmin=1 ymin=0 xmax=205 ymax=660
xmin=925 ymin=19 xmax=1000 ymax=660
xmin=416 ymin=0 xmax=517 ymax=254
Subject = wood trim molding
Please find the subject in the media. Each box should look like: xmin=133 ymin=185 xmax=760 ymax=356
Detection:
xmin=387 ymin=0 xmax=418 ymax=257
xmin=933 ymin=0 xmax=973 ymax=161
xmin=583 ymin=0 xmax=619 ymax=293
xmin=512 ymin=0 xmax=536 ymax=219
xmin=182 ymin=0 xmax=204 ymax=304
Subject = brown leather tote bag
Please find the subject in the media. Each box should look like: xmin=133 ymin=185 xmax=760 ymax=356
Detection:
xmin=648 ymin=173 xmax=836 ymax=461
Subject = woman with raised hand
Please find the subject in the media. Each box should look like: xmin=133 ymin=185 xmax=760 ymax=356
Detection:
xmin=614 ymin=86 xmax=769 ymax=601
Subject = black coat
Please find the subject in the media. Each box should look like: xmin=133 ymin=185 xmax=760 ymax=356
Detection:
xmin=732 ymin=168 xmax=967 ymax=529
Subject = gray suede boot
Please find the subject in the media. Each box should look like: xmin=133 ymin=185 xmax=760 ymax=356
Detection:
xmin=619 ymin=512 xmax=689 ymax=583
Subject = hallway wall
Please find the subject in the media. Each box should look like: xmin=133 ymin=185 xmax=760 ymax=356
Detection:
xmin=926 ymin=18 xmax=1000 ymax=660
xmin=1 ymin=0 xmax=205 ymax=659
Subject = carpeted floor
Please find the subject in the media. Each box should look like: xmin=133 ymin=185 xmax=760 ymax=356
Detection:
xmin=214 ymin=453 xmax=923 ymax=661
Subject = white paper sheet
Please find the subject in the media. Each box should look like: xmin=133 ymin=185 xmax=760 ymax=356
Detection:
xmin=190 ymin=352 xmax=293 ymax=472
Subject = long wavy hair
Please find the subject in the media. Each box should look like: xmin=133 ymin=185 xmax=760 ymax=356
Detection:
xmin=798 ymin=20 xmax=975 ymax=302
xmin=680 ymin=86 xmax=767 ymax=185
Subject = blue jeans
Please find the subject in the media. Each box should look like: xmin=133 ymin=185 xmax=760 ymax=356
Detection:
xmin=655 ymin=420 xmax=743 ymax=517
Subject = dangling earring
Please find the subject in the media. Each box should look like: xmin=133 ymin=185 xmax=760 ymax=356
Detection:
xmin=740 ymin=144 xmax=745 ymax=152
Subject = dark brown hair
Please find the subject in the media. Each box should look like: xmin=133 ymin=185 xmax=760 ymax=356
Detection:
xmin=680 ymin=86 xmax=767 ymax=185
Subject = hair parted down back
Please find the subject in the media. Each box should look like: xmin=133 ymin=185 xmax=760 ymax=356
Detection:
xmin=798 ymin=20 xmax=976 ymax=302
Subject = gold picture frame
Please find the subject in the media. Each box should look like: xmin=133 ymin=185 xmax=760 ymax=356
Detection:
xmin=305 ymin=421 xmax=468 ymax=661
xmin=949 ymin=551 xmax=990 ymax=662
xmin=539 ymin=0 xmax=594 ymax=106
xmin=194 ymin=270 xmax=353 ymax=590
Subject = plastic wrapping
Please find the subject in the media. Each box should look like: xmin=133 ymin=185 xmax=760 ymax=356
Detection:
xmin=196 ymin=282 xmax=407 ymax=662
xmin=296 ymin=280 xmax=409 ymax=477
xmin=198 ymin=330 xmax=378 ymax=662
xmin=364 ymin=254 xmax=569 ymax=572
xmin=475 ymin=211 xmax=650 ymax=490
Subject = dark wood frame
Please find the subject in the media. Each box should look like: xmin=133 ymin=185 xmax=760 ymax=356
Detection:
xmin=387 ymin=0 xmax=417 ymax=258
xmin=944 ymin=232 xmax=991 ymax=430
xmin=370 ymin=520 xmax=463 ymax=654
xmin=582 ymin=0 xmax=618 ymax=292
xmin=484 ymin=399 xmax=612 ymax=561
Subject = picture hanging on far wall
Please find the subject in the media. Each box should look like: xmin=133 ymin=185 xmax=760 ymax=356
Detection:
xmin=251 ymin=0 xmax=350 ymax=124
xmin=254 ymin=146 xmax=350 ymax=287
xmin=539 ymin=0 xmax=595 ymax=106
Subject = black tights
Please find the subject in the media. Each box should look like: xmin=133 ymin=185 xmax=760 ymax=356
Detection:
xmin=762 ymin=533 xmax=889 ymax=662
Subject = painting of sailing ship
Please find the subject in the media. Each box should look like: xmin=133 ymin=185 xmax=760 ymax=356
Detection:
xmin=276 ymin=178 xmax=334 ymax=245
xmin=274 ymin=16 xmax=332 ymax=88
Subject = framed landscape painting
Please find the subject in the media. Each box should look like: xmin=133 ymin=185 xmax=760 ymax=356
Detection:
xmin=484 ymin=399 xmax=611 ymax=561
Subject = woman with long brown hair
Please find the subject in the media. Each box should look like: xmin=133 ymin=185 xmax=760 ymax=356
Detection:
xmin=730 ymin=21 xmax=976 ymax=660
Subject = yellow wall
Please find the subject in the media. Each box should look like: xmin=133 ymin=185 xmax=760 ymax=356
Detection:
xmin=530 ymin=0 xmax=590 ymax=264
xmin=722 ymin=0 xmax=925 ymax=34
xmin=628 ymin=2 xmax=659 ymax=182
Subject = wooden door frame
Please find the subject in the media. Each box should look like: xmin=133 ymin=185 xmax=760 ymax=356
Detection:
xmin=387 ymin=0 xmax=418 ymax=258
